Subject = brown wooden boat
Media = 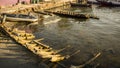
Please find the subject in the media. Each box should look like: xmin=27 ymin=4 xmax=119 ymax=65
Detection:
xmin=45 ymin=10 xmax=99 ymax=19
xmin=96 ymin=0 xmax=120 ymax=7
xmin=70 ymin=3 xmax=92 ymax=7
xmin=0 ymin=24 xmax=65 ymax=62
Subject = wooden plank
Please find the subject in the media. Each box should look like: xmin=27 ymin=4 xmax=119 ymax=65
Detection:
xmin=33 ymin=40 xmax=50 ymax=49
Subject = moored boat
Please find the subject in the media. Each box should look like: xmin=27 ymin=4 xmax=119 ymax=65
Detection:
xmin=70 ymin=3 xmax=92 ymax=7
xmin=87 ymin=0 xmax=100 ymax=4
xmin=96 ymin=0 xmax=120 ymax=7
xmin=1 ymin=13 xmax=38 ymax=22
xmin=45 ymin=10 xmax=99 ymax=19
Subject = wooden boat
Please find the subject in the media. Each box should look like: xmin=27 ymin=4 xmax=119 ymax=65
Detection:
xmin=70 ymin=3 xmax=92 ymax=7
xmin=87 ymin=0 xmax=100 ymax=4
xmin=45 ymin=10 xmax=99 ymax=19
xmin=0 ymin=24 xmax=66 ymax=62
xmin=0 ymin=17 xmax=80 ymax=67
xmin=1 ymin=13 xmax=38 ymax=22
xmin=96 ymin=0 xmax=120 ymax=7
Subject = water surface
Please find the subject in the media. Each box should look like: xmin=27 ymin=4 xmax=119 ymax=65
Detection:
xmin=11 ymin=6 xmax=120 ymax=68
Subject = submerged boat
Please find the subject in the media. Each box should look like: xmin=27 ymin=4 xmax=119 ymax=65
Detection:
xmin=96 ymin=0 xmax=120 ymax=6
xmin=1 ymin=13 xmax=38 ymax=22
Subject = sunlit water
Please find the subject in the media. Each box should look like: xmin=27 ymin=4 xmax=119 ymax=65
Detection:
xmin=8 ymin=6 xmax=120 ymax=68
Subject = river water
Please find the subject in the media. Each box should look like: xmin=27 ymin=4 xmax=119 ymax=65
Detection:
xmin=6 ymin=6 xmax=120 ymax=68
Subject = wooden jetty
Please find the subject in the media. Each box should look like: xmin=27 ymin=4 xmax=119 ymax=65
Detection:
xmin=45 ymin=10 xmax=99 ymax=19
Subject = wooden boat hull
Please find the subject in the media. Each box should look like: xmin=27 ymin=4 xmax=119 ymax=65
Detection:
xmin=96 ymin=0 xmax=120 ymax=7
xmin=45 ymin=10 xmax=99 ymax=19
xmin=70 ymin=3 xmax=91 ymax=7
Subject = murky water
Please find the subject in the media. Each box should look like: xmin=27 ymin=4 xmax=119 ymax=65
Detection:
xmin=7 ymin=6 xmax=120 ymax=68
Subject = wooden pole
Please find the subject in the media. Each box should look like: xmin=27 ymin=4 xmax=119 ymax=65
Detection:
xmin=1 ymin=15 xmax=6 ymax=24
xmin=33 ymin=40 xmax=50 ymax=49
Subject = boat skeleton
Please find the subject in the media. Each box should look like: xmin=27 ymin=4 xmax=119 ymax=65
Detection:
xmin=0 ymin=22 xmax=81 ymax=64
xmin=0 ymin=24 xmax=66 ymax=62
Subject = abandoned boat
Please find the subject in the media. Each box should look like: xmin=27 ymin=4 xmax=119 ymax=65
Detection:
xmin=45 ymin=10 xmax=99 ymax=19
xmin=0 ymin=24 xmax=66 ymax=62
xmin=70 ymin=3 xmax=92 ymax=7
xmin=96 ymin=0 xmax=120 ymax=6
xmin=1 ymin=13 xmax=38 ymax=22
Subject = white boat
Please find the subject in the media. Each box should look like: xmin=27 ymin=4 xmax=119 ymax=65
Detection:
xmin=1 ymin=13 xmax=38 ymax=22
